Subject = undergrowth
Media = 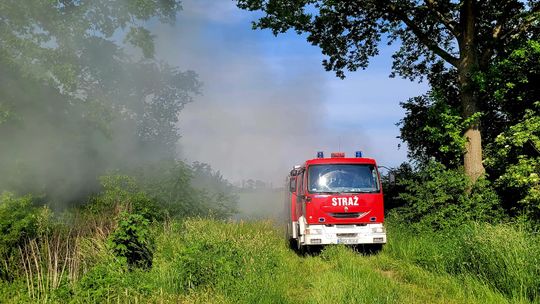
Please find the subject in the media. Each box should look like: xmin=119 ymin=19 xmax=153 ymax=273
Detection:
xmin=1 ymin=215 xmax=537 ymax=303
xmin=0 ymin=185 xmax=538 ymax=303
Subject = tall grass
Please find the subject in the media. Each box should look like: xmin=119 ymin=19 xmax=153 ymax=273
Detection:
xmin=19 ymin=233 xmax=74 ymax=300
xmin=151 ymin=219 xmax=292 ymax=301
xmin=1 ymin=217 xmax=538 ymax=303
xmin=385 ymin=220 xmax=540 ymax=301
xmin=128 ymin=218 xmax=515 ymax=303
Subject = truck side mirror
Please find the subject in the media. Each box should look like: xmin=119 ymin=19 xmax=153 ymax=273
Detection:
xmin=289 ymin=178 xmax=296 ymax=192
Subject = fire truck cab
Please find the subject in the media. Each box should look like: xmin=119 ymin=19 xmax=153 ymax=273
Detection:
xmin=285 ymin=151 xmax=387 ymax=252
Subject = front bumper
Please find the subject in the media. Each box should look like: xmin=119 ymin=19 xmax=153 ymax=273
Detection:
xmin=302 ymin=223 xmax=387 ymax=245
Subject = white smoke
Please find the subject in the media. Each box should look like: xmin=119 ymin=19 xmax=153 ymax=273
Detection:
xmin=153 ymin=0 xmax=428 ymax=185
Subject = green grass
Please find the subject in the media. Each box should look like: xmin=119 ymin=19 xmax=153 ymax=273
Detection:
xmin=384 ymin=220 xmax=540 ymax=302
xmin=1 ymin=218 xmax=538 ymax=303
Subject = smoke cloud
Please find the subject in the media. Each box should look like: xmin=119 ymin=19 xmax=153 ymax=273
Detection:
xmin=0 ymin=0 xmax=428 ymax=207
xmin=153 ymin=0 xmax=428 ymax=186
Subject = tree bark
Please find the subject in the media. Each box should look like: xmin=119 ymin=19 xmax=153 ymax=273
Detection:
xmin=460 ymin=86 xmax=485 ymax=182
xmin=459 ymin=0 xmax=485 ymax=183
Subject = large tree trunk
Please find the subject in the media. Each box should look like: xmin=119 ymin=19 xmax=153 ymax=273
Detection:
xmin=460 ymin=83 xmax=485 ymax=182
xmin=459 ymin=0 xmax=485 ymax=183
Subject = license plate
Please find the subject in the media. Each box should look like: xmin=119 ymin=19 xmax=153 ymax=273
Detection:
xmin=373 ymin=237 xmax=384 ymax=243
xmin=337 ymin=238 xmax=358 ymax=244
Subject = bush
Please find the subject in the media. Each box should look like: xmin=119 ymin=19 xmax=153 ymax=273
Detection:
xmin=87 ymin=174 xmax=163 ymax=222
xmin=394 ymin=161 xmax=503 ymax=230
xmin=132 ymin=160 xmax=238 ymax=220
xmin=108 ymin=212 xmax=154 ymax=269
xmin=0 ymin=193 xmax=51 ymax=280
xmin=485 ymin=102 xmax=540 ymax=222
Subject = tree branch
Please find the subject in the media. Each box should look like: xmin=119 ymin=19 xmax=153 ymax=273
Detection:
xmin=425 ymin=0 xmax=460 ymax=38
xmin=479 ymin=1 xmax=517 ymax=68
xmin=388 ymin=3 xmax=459 ymax=67
xmin=499 ymin=4 xmax=540 ymax=42
xmin=491 ymin=1 xmax=518 ymax=41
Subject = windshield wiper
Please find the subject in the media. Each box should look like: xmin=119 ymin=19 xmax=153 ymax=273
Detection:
xmin=342 ymin=190 xmax=378 ymax=193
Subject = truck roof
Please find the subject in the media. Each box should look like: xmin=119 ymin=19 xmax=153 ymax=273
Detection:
xmin=304 ymin=157 xmax=377 ymax=166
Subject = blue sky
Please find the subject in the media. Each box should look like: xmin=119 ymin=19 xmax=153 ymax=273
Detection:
xmin=152 ymin=0 xmax=429 ymax=185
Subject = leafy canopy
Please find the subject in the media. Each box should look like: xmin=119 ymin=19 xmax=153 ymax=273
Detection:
xmin=237 ymin=0 xmax=539 ymax=79
xmin=0 ymin=1 xmax=203 ymax=203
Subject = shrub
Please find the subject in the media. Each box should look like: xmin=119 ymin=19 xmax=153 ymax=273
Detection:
xmin=87 ymin=174 xmax=163 ymax=222
xmin=485 ymin=103 xmax=540 ymax=222
xmin=394 ymin=162 xmax=503 ymax=230
xmin=0 ymin=193 xmax=49 ymax=280
xmin=132 ymin=160 xmax=238 ymax=220
xmin=108 ymin=212 xmax=154 ymax=269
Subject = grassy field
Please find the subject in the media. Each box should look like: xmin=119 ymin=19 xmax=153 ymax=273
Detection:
xmin=2 ymin=217 xmax=538 ymax=303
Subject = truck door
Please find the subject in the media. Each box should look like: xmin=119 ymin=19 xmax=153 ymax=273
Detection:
xmin=295 ymin=171 xmax=304 ymax=220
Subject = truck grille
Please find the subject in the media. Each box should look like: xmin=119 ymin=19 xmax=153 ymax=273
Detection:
xmin=337 ymin=233 xmax=358 ymax=238
xmin=326 ymin=224 xmax=367 ymax=228
xmin=329 ymin=212 xmax=361 ymax=218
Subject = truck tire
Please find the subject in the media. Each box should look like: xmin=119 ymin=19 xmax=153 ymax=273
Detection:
xmin=297 ymin=242 xmax=305 ymax=255
xmin=288 ymin=238 xmax=297 ymax=250
xmin=360 ymin=244 xmax=383 ymax=254
xmin=286 ymin=223 xmax=296 ymax=249
xmin=368 ymin=244 xmax=383 ymax=254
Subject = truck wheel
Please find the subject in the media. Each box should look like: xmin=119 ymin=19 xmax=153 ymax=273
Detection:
xmin=286 ymin=223 xmax=297 ymax=250
xmin=366 ymin=244 xmax=383 ymax=254
xmin=297 ymin=242 xmax=305 ymax=255
xmin=288 ymin=238 xmax=297 ymax=250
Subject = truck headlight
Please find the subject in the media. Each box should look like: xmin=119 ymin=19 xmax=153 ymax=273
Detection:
xmin=372 ymin=227 xmax=385 ymax=233
xmin=306 ymin=228 xmax=322 ymax=235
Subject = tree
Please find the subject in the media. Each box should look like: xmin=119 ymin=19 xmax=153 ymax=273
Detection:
xmin=237 ymin=0 xmax=540 ymax=182
xmin=0 ymin=1 xmax=202 ymax=202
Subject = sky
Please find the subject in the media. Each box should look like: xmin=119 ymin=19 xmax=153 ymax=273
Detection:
xmin=153 ymin=0 xmax=429 ymax=186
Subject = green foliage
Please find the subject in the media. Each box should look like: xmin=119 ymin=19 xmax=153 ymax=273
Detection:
xmin=480 ymin=40 xmax=540 ymax=131
xmin=237 ymin=1 xmax=536 ymax=82
xmin=86 ymin=168 xmax=239 ymax=271
xmin=476 ymin=40 xmax=540 ymax=219
xmin=0 ymin=107 xmax=9 ymax=125
xmin=86 ymin=175 xmax=162 ymax=269
xmin=385 ymin=220 xmax=540 ymax=301
xmin=0 ymin=193 xmax=39 ymax=256
xmin=124 ymin=27 xmax=156 ymax=58
xmin=399 ymin=95 xmax=471 ymax=166
xmin=89 ymin=174 xmax=162 ymax=221
xmin=381 ymin=162 xmax=415 ymax=211
xmin=0 ymin=193 xmax=56 ymax=280
xmin=153 ymin=219 xmax=284 ymax=297
xmin=0 ymin=1 xmax=200 ymax=204
xmin=190 ymin=162 xmax=238 ymax=218
xmin=486 ymin=102 xmax=540 ymax=221
xmin=394 ymin=162 xmax=503 ymax=230
xmin=0 ymin=215 xmax=536 ymax=303
xmin=74 ymin=259 xmax=129 ymax=302
xmin=133 ymin=161 xmax=238 ymax=219
xmin=398 ymin=38 xmax=539 ymax=222
xmin=108 ymin=212 xmax=154 ymax=269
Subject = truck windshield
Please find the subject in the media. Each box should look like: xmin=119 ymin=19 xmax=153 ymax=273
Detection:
xmin=308 ymin=164 xmax=380 ymax=194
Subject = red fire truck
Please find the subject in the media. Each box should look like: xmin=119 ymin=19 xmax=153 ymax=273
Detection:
xmin=285 ymin=151 xmax=387 ymax=252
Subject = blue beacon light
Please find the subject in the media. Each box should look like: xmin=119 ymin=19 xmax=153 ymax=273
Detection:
xmin=317 ymin=151 xmax=324 ymax=158
xmin=355 ymin=151 xmax=363 ymax=158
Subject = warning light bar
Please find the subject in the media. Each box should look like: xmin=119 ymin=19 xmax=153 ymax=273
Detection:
xmin=355 ymin=151 xmax=363 ymax=157
xmin=331 ymin=152 xmax=345 ymax=158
